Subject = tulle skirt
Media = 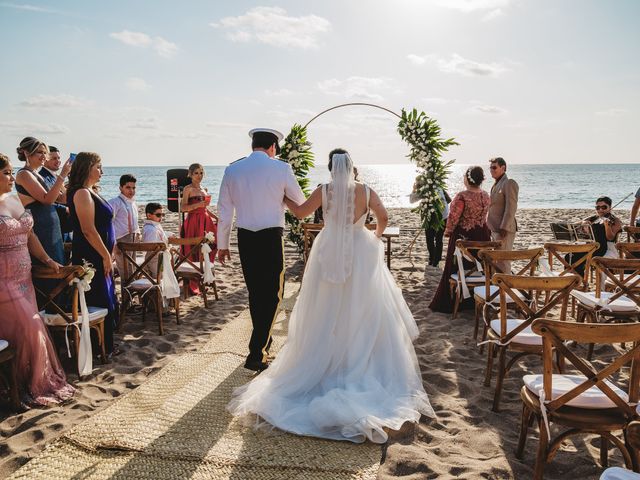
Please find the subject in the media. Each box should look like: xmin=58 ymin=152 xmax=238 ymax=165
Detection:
xmin=227 ymin=226 xmax=434 ymax=443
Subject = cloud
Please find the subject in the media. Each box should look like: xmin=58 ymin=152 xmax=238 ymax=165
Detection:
xmin=265 ymin=88 xmax=295 ymax=97
xmin=205 ymin=121 xmax=251 ymax=129
xmin=410 ymin=53 xmax=509 ymax=77
xmin=422 ymin=97 xmax=455 ymax=105
xmin=109 ymin=30 xmax=178 ymax=58
xmin=18 ymin=94 xmax=91 ymax=109
xmin=407 ymin=54 xmax=431 ymax=66
xmin=595 ymin=108 xmax=627 ymax=117
xmin=126 ymin=77 xmax=150 ymax=91
xmin=212 ymin=7 xmax=331 ymax=49
xmin=128 ymin=117 xmax=160 ymax=129
xmin=469 ymin=104 xmax=508 ymax=114
xmin=482 ymin=8 xmax=504 ymax=21
xmin=0 ymin=120 xmax=69 ymax=135
xmin=0 ymin=2 xmax=57 ymax=13
xmin=434 ymin=0 xmax=510 ymax=13
xmin=317 ymin=76 xmax=396 ymax=101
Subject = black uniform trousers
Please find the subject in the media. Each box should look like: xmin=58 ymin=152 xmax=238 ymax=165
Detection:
xmin=425 ymin=226 xmax=445 ymax=267
xmin=237 ymin=227 xmax=285 ymax=364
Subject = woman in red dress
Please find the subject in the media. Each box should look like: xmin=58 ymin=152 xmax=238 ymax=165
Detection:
xmin=429 ymin=166 xmax=491 ymax=313
xmin=180 ymin=163 xmax=218 ymax=294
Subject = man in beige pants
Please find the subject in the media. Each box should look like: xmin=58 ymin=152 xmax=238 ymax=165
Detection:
xmin=487 ymin=157 xmax=519 ymax=273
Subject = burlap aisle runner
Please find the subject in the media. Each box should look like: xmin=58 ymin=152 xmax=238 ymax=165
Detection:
xmin=9 ymin=282 xmax=381 ymax=480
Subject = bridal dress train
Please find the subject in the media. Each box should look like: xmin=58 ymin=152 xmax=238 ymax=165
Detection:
xmin=228 ymin=155 xmax=434 ymax=444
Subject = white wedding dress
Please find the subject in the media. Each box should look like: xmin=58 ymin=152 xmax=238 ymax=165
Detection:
xmin=227 ymin=154 xmax=434 ymax=443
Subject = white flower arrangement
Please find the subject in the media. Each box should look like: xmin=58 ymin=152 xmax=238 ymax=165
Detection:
xmin=204 ymin=231 xmax=216 ymax=244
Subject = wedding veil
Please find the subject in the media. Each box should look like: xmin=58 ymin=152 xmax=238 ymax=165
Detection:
xmin=319 ymin=153 xmax=356 ymax=284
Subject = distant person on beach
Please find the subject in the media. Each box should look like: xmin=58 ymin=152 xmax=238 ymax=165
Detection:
xmin=429 ymin=166 xmax=491 ymax=313
xmin=109 ymin=174 xmax=140 ymax=277
xmin=410 ymin=179 xmax=451 ymax=267
xmin=487 ymin=157 xmax=519 ymax=273
xmin=217 ymin=128 xmax=305 ymax=373
xmin=67 ymin=153 xmax=119 ymax=356
xmin=0 ymin=153 xmax=75 ymax=407
xmin=40 ymin=146 xmax=72 ymax=242
xmin=228 ymin=150 xmax=435 ymax=442
xmin=180 ymin=163 xmax=218 ymax=295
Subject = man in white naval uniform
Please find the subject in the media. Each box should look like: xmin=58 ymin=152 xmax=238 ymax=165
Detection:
xmin=217 ymin=128 xmax=305 ymax=372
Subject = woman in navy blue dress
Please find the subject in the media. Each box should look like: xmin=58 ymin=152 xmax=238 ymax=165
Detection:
xmin=67 ymin=152 xmax=118 ymax=355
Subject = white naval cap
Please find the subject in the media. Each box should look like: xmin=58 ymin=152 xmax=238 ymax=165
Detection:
xmin=248 ymin=128 xmax=284 ymax=141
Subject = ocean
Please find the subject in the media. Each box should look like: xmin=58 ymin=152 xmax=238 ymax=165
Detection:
xmin=97 ymin=163 xmax=640 ymax=210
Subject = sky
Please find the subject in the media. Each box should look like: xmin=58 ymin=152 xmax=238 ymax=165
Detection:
xmin=0 ymin=0 xmax=638 ymax=166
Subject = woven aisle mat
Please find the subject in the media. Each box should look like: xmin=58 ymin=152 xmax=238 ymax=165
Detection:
xmin=9 ymin=282 xmax=381 ymax=480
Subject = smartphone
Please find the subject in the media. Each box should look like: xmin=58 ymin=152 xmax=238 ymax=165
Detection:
xmin=69 ymin=153 xmax=77 ymax=163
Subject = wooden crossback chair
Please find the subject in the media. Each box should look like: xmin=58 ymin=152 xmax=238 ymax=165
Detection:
xmin=449 ymin=240 xmax=502 ymax=320
xmin=169 ymin=237 xmax=218 ymax=306
xmin=625 ymin=226 xmax=640 ymax=243
xmin=119 ymin=241 xmax=179 ymax=336
xmin=33 ymin=265 xmax=107 ymax=371
xmin=0 ymin=340 xmax=19 ymax=409
xmin=618 ymin=242 xmax=640 ymax=260
xmin=302 ymin=223 xmax=323 ymax=264
xmin=483 ymin=274 xmax=581 ymax=412
xmin=517 ymin=319 xmax=640 ymax=479
xmin=572 ymin=257 xmax=640 ymax=359
xmin=476 ymin=248 xmax=543 ymax=342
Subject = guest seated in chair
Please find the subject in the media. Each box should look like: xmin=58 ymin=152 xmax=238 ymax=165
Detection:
xmin=568 ymin=196 xmax=622 ymax=276
xmin=141 ymin=202 xmax=174 ymax=276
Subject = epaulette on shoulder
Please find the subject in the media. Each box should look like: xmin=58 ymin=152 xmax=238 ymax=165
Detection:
xmin=229 ymin=157 xmax=246 ymax=165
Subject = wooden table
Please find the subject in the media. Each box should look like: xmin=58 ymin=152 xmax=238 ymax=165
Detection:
xmin=382 ymin=227 xmax=399 ymax=269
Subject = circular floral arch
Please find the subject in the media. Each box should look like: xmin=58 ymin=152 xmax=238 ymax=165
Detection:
xmin=280 ymin=103 xmax=458 ymax=251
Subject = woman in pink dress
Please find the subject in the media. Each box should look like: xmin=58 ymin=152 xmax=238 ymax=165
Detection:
xmin=429 ymin=166 xmax=491 ymax=313
xmin=180 ymin=163 xmax=218 ymax=294
xmin=0 ymin=153 xmax=74 ymax=407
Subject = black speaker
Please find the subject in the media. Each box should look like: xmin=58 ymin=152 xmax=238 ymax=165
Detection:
xmin=166 ymin=169 xmax=190 ymax=213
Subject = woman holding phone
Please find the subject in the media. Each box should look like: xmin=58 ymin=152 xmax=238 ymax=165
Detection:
xmin=180 ymin=163 xmax=218 ymax=295
xmin=15 ymin=137 xmax=72 ymax=267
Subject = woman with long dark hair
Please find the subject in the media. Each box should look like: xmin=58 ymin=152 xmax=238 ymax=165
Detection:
xmin=67 ymin=153 xmax=118 ymax=355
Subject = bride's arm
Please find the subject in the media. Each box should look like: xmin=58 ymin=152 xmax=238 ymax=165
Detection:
xmin=368 ymin=189 xmax=388 ymax=237
xmin=284 ymin=186 xmax=322 ymax=220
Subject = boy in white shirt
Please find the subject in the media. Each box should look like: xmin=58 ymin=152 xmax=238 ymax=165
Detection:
xmin=109 ymin=174 xmax=140 ymax=277
xmin=141 ymin=202 xmax=171 ymax=276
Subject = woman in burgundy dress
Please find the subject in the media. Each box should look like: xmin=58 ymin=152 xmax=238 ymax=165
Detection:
xmin=429 ymin=166 xmax=491 ymax=313
xmin=180 ymin=163 xmax=218 ymax=294
xmin=0 ymin=153 xmax=74 ymax=407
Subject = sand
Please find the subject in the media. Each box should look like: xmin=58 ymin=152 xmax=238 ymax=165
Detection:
xmin=0 ymin=207 xmax=633 ymax=479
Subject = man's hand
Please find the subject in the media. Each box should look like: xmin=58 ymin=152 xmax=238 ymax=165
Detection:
xmin=218 ymin=249 xmax=231 ymax=265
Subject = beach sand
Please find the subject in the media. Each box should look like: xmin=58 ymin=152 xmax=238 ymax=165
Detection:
xmin=0 ymin=207 xmax=632 ymax=479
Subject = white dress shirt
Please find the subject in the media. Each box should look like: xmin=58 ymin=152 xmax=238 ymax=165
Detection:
xmin=142 ymin=219 xmax=169 ymax=244
xmin=108 ymin=193 xmax=140 ymax=240
xmin=217 ymin=151 xmax=305 ymax=250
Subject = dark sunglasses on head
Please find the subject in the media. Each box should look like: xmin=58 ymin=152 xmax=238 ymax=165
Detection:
xmin=595 ymin=205 xmax=609 ymax=210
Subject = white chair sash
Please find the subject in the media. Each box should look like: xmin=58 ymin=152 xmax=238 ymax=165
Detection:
xmin=454 ymin=247 xmax=483 ymax=299
xmin=72 ymin=277 xmax=93 ymax=377
xmin=201 ymin=243 xmax=215 ymax=285
xmin=161 ymin=249 xmax=180 ymax=299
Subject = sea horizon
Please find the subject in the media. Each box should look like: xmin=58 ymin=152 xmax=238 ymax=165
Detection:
xmin=93 ymin=162 xmax=639 ymax=211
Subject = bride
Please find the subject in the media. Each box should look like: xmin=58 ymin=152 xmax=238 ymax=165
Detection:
xmin=227 ymin=149 xmax=434 ymax=443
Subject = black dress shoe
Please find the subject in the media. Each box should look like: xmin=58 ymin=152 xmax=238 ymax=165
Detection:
xmin=244 ymin=360 xmax=269 ymax=372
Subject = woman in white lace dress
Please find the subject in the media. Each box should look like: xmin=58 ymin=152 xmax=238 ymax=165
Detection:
xmin=227 ymin=150 xmax=434 ymax=443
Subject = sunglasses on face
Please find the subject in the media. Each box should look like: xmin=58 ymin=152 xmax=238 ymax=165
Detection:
xmin=595 ymin=205 xmax=609 ymax=210
xmin=153 ymin=212 xmax=165 ymax=218
xmin=489 ymin=165 xmax=499 ymax=170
